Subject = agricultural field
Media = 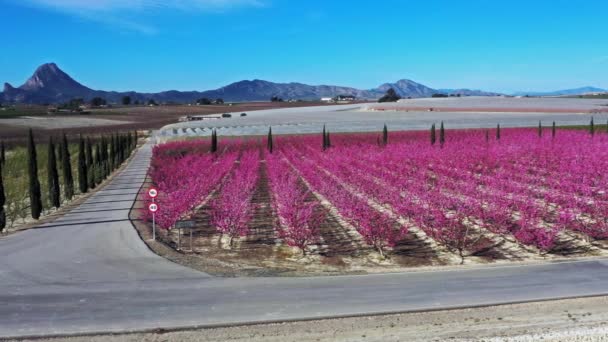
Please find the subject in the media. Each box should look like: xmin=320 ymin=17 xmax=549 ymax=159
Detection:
xmin=0 ymin=102 xmax=333 ymax=144
xmin=141 ymin=127 xmax=608 ymax=274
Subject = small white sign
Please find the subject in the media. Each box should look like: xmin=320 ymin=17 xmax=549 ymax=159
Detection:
xmin=148 ymin=203 xmax=159 ymax=213
xmin=148 ymin=188 xmax=158 ymax=198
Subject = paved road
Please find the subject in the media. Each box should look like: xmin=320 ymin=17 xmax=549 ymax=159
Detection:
xmin=2 ymin=139 xmax=608 ymax=338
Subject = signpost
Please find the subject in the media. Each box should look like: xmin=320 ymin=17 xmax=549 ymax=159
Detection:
xmin=175 ymin=220 xmax=196 ymax=251
xmin=148 ymin=188 xmax=159 ymax=241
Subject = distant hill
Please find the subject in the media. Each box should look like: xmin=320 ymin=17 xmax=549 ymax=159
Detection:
xmin=1 ymin=63 xmax=502 ymax=104
xmin=512 ymin=87 xmax=607 ymax=97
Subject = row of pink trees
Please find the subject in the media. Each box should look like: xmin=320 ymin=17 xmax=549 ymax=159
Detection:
xmin=210 ymin=150 xmax=260 ymax=247
xmin=265 ymin=152 xmax=325 ymax=255
xmin=281 ymin=144 xmax=403 ymax=258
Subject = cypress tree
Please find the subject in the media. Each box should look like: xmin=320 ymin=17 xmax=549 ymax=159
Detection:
xmin=78 ymin=135 xmax=88 ymax=194
xmin=27 ymin=129 xmax=42 ymax=220
xmin=127 ymin=132 xmax=132 ymax=152
xmin=211 ymin=129 xmax=218 ymax=153
xmin=47 ymin=137 xmax=60 ymax=208
xmin=382 ymin=124 xmax=388 ymax=146
xmin=0 ymin=141 xmax=5 ymax=165
xmin=95 ymin=142 xmax=102 ymax=185
xmin=116 ymin=134 xmax=122 ymax=164
xmin=322 ymin=125 xmax=327 ymax=151
xmin=552 ymin=121 xmax=556 ymax=139
xmin=109 ymin=135 xmax=116 ymax=170
xmin=496 ymin=124 xmax=501 ymax=140
xmin=590 ymin=117 xmax=595 ymax=136
xmin=430 ymin=123 xmax=436 ymax=145
xmin=120 ymin=134 xmax=125 ymax=162
xmin=102 ymin=136 xmax=109 ymax=178
xmin=61 ymin=134 xmax=74 ymax=200
xmin=119 ymin=134 xmax=125 ymax=162
xmin=267 ymin=126 xmax=273 ymax=153
xmin=0 ymin=159 xmax=6 ymax=232
xmin=56 ymin=141 xmax=63 ymax=165
xmin=538 ymin=121 xmax=542 ymax=138
xmin=439 ymin=121 xmax=445 ymax=147
xmin=485 ymin=130 xmax=489 ymax=143
xmin=326 ymin=131 xmax=331 ymax=148
xmin=86 ymin=138 xmax=95 ymax=189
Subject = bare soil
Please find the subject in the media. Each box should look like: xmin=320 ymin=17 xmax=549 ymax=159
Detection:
xmin=0 ymin=102 xmax=336 ymax=145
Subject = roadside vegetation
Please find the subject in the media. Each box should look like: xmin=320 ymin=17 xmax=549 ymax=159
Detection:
xmin=0 ymin=130 xmax=138 ymax=232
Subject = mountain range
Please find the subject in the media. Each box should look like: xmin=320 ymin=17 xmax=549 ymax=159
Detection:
xmin=0 ymin=63 xmax=604 ymax=104
xmin=512 ymin=87 xmax=607 ymax=97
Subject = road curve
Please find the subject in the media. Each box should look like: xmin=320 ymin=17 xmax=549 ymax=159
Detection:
xmin=2 ymin=140 xmax=608 ymax=338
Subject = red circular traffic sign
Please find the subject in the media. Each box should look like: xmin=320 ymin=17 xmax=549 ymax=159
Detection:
xmin=148 ymin=203 xmax=159 ymax=213
xmin=148 ymin=188 xmax=158 ymax=198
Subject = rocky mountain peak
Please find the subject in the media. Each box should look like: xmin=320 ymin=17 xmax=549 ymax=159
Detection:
xmin=19 ymin=62 xmax=88 ymax=93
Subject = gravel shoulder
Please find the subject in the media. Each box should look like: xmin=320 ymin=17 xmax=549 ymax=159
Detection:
xmin=10 ymin=296 xmax=608 ymax=342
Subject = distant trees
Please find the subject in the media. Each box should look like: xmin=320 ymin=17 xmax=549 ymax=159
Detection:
xmin=432 ymin=93 xmax=449 ymax=98
xmin=378 ymin=88 xmax=401 ymax=103
xmin=147 ymin=99 xmax=158 ymax=106
xmin=196 ymin=98 xmax=212 ymax=105
xmin=270 ymin=96 xmax=284 ymax=102
xmin=215 ymin=98 xmax=225 ymax=104
xmin=62 ymin=98 xmax=84 ymax=111
xmin=90 ymin=97 xmax=107 ymax=107
xmin=121 ymin=96 xmax=132 ymax=105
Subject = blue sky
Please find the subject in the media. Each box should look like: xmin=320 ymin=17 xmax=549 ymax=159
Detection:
xmin=1 ymin=0 xmax=607 ymax=93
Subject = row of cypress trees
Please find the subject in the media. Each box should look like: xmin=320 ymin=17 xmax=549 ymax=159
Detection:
xmin=14 ymin=129 xmax=138 ymax=223
xmin=209 ymin=118 xmax=606 ymax=158
xmin=430 ymin=122 xmax=446 ymax=147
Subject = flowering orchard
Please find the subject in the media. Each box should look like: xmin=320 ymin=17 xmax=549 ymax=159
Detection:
xmin=145 ymin=127 xmax=608 ymax=260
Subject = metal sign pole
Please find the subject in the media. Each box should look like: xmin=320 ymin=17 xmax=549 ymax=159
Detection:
xmin=152 ymin=197 xmax=156 ymax=241
xmin=190 ymin=229 xmax=193 ymax=252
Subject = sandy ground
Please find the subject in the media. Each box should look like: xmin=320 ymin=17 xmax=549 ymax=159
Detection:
xmin=10 ymin=296 xmax=608 ymax=342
